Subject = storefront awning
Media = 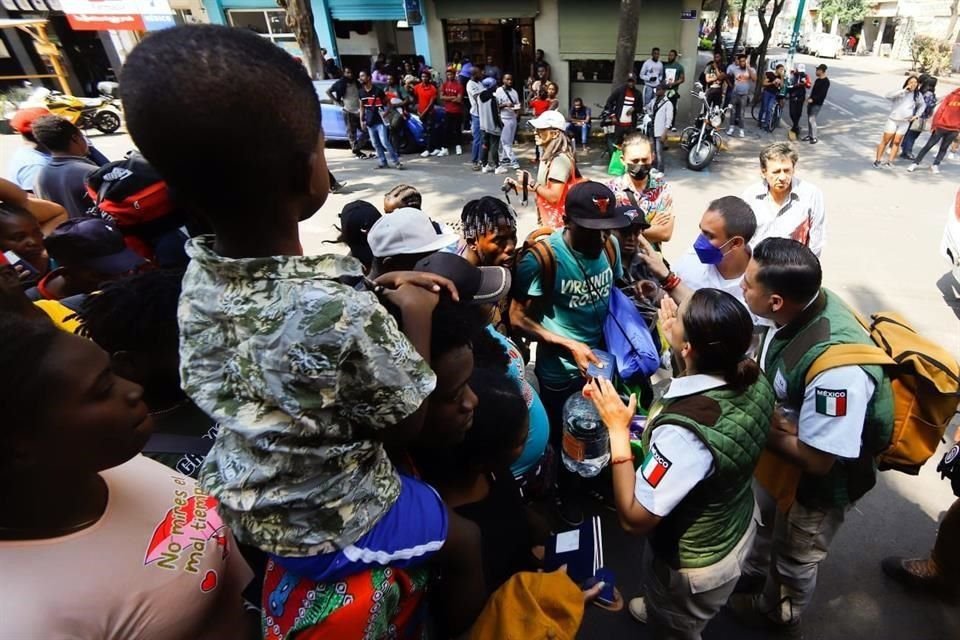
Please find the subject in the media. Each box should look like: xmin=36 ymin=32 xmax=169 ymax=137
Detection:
xmin=326 ymin=0 xmax=405 ymax=21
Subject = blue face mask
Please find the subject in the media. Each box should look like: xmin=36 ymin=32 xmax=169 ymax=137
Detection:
xmin=693 ymin=234 xmax=733 ymax=265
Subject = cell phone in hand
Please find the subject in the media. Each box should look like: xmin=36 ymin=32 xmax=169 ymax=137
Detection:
xmin=3 ymin=251 xmax=38 ymax=278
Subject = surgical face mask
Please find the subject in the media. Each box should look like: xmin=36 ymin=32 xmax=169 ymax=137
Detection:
xmin=693 ymin=234 xmax=734 ymax=265
xmin=626 ymin=162 xmax=651 ymax=181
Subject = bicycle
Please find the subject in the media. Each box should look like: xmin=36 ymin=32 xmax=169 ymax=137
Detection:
xmin=751 ymin=97 xmax=783 ymax=132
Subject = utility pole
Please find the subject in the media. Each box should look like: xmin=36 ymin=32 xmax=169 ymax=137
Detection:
xmin=784 ymin=0 xmax=807 ymax=72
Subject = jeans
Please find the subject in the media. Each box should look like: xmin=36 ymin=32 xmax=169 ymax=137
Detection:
xmin=900 ymin=128 xmax=922 ymax=157
xmin=789 ymin=98 xmax=804 ymax=135
xmin=344 ymin=110 xmax=362 ymax=154
xmin=471 ymin=114 xmax=483 ymax=164
xmin=654 ymin=136 xmax=665 ymax=172
xmin=913 ymin=128 xmax=960 ymax=166
xmin=500 ymin=117 xmax=518 ymax=164
xmin=731 ymin=93 xmax=749 ymax=128
xmin=483 ymin=131 xmax=501 ymax=168
xmin=760 ymin=91 xmax=777 ymax=128
xmin=806 ymin=104 xmax=822 ymax=139
xmin=443 ymin=111 xmax=462 ymax=151
xmin=643 ymin=84 xmax=657 ymax=106
xmin=368 ymin=123 xmax=399 ymax=166
xmin=421 ymin=110 xmax=437 ymax=152
xmin=568 ymin=123 xmax=591 ymax=145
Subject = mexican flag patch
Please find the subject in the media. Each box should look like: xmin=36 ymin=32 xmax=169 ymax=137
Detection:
xmin=641 ymin=444 xmax=672 ymax=488
xmin=815 ymin=388 xmax=847 ymax=417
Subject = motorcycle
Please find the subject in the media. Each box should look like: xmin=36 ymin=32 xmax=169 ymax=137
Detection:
xmin=679 ymin=82 xmax=729 ymax=171
xmin=24 ymin=85 xmax=123 ymax=134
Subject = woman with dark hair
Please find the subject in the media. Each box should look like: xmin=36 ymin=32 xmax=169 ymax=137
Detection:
xmin=874 ymin=75 xmax=923 ymax=168
xmin=900 ymin=75 xmax=937 ymax=160
xmin=586 ymin=289 xmax=774 ymax=638
xmin=0 ymin=313 xmax=257 ymax=638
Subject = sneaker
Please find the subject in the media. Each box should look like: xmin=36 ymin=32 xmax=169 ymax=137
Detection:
xmin=392 ymin=162 xmax=404 ymax=170
xmin=739 ymin=128 xmax=745 ymax=138
xmin=809 ymin=138 xmax=818 ymax=144
xmin=510 ymin=162 xmax=520 ymax=170
xmin=431 ymin=149 xmax=443 ymax=156
xmin=375 ymin=163 xmax=388 ymax=170
xmin=361 ymin=153 xmax=376 ymax=160
xmin=494 ymin=166 xmax=508 ymax=175
xmin=932 ymin=165 xmax=941 ymax=174
xmin=456 ymin=145 xmax=463 ymax=155
xmin=482 ymin=165 xmax=493 ymax=173
xmin=329 ymin=181 xmax=346 ymax=193
xmin=727 ymin=593 xmax=804 ymax=639
xmin=907 ymin=163 xmax=919 ymax=172
xmin=873 ymin=160 xmax=882 ymax=168
xmin=881 ymin=556 xmax=955 ymax=599
xmin=628 ymin=597 xmax=648 ymax=624
xmin=670 ymin=126 xmax=677 ymax=132
xmin=948 ymin=152 xmax=958 ymax=161
xmin=788 ymin=130 xmax=798 ymax=141
xmin=438 ymin=148 xmax=449 ymax=157
xmin=883 ymin=162 xmax=892 ymax=168
xmin=726 ymin=126 xmax=735 ymax=135
xmin=420 ymin=150 xmax=431 ymax=158
xmin=472 ymin=163 xmax=482 ymax=171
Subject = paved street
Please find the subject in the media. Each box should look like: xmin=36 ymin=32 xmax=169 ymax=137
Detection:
xmin=2 ymin=49 xmax=959 ymax=639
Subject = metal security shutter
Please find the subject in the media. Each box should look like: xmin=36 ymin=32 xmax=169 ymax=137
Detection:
xmin=326 ymin=0 xmax=404 ymax=21
xmin=433 ymin=0 xmax=537 ymax=19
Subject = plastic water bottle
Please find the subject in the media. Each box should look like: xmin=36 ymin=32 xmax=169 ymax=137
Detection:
xmin=561 ymin=392 xmax=610 ymax=477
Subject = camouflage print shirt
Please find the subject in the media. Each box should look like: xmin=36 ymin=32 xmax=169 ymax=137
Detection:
xmin=179 ymin=237 xmax=436 ymax=557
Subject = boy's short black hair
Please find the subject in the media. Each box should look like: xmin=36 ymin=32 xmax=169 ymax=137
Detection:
xmin=120 ymin=25 xmax=321 ymax=219
xmin=753 ymin=238 xmax=822 ymax=303
xmin=816 ymin=64 xmax=828 ymax=72
xmin=30 ymin=115 xmax=80 ymax=153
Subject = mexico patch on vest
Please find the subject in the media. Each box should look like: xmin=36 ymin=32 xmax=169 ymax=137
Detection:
xmin=815 ymin=388 xmax=847 ymax=417
xmin=641 ymin=444 xmax=672 ymax=488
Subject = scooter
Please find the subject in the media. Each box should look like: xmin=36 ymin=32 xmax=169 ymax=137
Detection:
xmin=23 ymin=85 xmax=123 ymax=134
xmin=679 ymin=82 xmax=729 ymax=171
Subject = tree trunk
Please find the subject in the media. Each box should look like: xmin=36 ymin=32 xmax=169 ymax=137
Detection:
xmin=278 ymin=0 xmax=324 ymax=79
xmin=753 ymin=0 xmax=787 ymax=101
xmin=830 ymin=15 xmax=839 ymax=34
xmin=733 ymin=0 xmax=748 ymax=51
xmin=948 ymin=0 xmax=960 ymax=43
xmin=613 ymin=0 xmax=643 ymax=86
xmin=714 ymin=0 xmax=729 ymax=55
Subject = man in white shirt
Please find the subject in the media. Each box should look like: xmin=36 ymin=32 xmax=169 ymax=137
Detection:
xmin=632 ymin=195 xmax=756 ymax=313
xmin=645 ymin=85 xmax=674 ymax=172
xmin=639 ymin=47 xmax=664 ymax=106
xmin=731 ymin=238 xmax=892 ymax=637
xmin=740 ymin=142 xmax=826 ymax=257
xmin=495 ymin=74 xmax=521 ymax=169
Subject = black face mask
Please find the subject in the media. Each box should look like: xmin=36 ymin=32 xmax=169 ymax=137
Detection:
xmin=627 ymin=162 xmax=652 ymax=180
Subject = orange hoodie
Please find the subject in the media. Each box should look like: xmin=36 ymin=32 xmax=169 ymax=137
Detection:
xmin=932 ymin=88 xmax=960 ymax=132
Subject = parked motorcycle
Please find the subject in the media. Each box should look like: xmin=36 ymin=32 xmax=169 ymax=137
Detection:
xmin=679 ymin=82 xmax=730 ymax=171
xmin=24 ymin=85 xmax=123 ymax=134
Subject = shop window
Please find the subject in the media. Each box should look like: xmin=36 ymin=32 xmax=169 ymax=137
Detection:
xmin=227 ymin=9 xmax=295 ymax=44
xmin=442 ymin=18 xmax=534 ymax=78
xmin=569 ymin=59 xmax=615 ymax=84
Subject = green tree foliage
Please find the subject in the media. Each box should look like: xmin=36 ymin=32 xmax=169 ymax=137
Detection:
xmin=818 ymin=0 xmax=868 ymax=29
xmin=910 ymin=35 xmax=954 ymax=75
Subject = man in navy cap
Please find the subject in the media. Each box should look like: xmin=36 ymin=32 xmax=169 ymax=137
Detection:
xmin=511 ymin=180 xmax=631 ymax=526
xmin=26 ymin=217 xmax=147 ymax=302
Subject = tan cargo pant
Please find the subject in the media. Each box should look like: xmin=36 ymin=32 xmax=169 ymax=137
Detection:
xmin=742 ymin=484 xmax=848 ymax=624
xmin=643 ymin=517 xmax=758 ymax=640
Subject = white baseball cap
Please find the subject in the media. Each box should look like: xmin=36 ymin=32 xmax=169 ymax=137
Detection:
xmin=368 ymin=207 xmax=458 ymax=258
xmin=528 ymin=110 xmax=568 ymax=130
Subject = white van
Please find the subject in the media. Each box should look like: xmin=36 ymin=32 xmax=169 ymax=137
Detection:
xmin=809 ymin=33 xmax=843 ymax=59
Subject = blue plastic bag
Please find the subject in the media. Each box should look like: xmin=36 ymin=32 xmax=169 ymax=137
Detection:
xmin=603 ymin=287 xmax=660 ymax=380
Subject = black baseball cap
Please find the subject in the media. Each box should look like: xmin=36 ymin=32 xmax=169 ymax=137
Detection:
xmin=615 ymin=204 xmax=651 ymax=230
xmin=336 ymin=200 xmax=381 ymax=266
xmin=44 ymin=218 xmax=146 ymax=274
xmin=564 ymin=182 xmax=631 ymax=230
xmin=413 ymin=252 xmax=511 ymax=305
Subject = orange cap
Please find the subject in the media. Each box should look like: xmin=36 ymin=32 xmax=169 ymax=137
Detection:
xmin=10 ymin=107 xmax=51 ymax=135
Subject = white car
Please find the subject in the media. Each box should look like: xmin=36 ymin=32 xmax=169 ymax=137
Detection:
xmin=942 ymin=187 xmax=960 ymax=284
xmin=809 ymin=33 xmax=843 ymax=59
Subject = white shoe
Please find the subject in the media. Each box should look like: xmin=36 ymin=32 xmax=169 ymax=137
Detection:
xmin=932 ymin=165 xmax=941 ymax=174
xmin=482 ymin=165 xmax=493 ymax=173
xmin=739 ymin=128 xmax=745 ymax=138
xmin=510 ymin=162 xmax=520 ymax=170
xmin=431 ymin=149 xmax=443 ymax=156
xmin=494 ymin=166 xmax=508 ymax=175
xmin=907 ymin=163 xmax=918 ymax=172
xmin=628 ymin=597 xmax=648 ymax=624
xmin=726 ymin=127 xmax=735 ymax=136
xmin=947 ymin=152 xmax=957 ymax=161
xmin=456 ymin=145 xmax=463 ymax=155
xmin=420 ymin=150 xmax=431 ymax=158
xmin=438 ymin=148 xmax=449 ymax=157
